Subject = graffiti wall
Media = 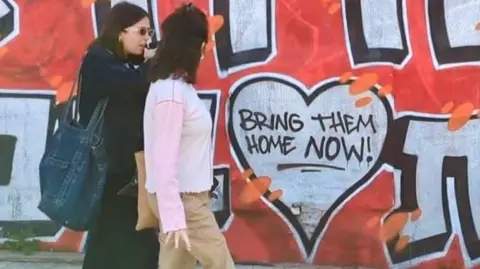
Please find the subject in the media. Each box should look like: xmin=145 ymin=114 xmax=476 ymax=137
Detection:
xmin=1 ymin=0 xmax=480 ymax=268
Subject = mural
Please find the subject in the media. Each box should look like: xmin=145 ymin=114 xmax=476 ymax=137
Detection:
xmin=1 ymin=0 xmax=480 ymax=268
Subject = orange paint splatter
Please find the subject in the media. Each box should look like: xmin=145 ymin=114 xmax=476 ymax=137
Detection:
xmin=205 ymin=15 xmax=224 ymax=51
xmin=355 ymin=96 xmax=372 ymax=108
xmin=252 ymin=176 xmax=271 ymax=195
xmin=411 ymin=208 xmax=422 ymax=222
xmin=448 ymin=102 xmax=474 ymax=131
xmin=49 ymin=75 xmax=63 ymax=88
xmin=395 ymin=235 xmax=410 ymax=252
xmin=81 ymin=0 xmax=97 ymax=8
xmin=59 ymin=80 xmax=74 ymax=94
xmin=379 ymin=212 xmax=409 ymax=242
xmin=56 ymin=81 xmax=76 ymax=103
xmin=267 ymin=189 xmax=283 ymax=201
xmin=365 ymin=216 xmax=379 ymax=229
xmin=0 ymin=47 xmax=8 ymax=59
xmin=350 ymin=73 xmax=378 ymax=95
xmin=441 ymin=101 xmax=454 ymax=114
xmin=379 ymin=85 xmax=393 ymax=96
xmin=340 ymin=72 xmax=352 ymax=83
xmin=239 ymin=181 xmax=262 ymax=206
xmin=242 ymin=169 xmax=253 ymax=181
xmin=328 ymin=3 xmax=341 ymax=14
xmin=209 ymin=15 xmax=224 ymax=36
xmin=239 ymin=169 xmax=274 ymax=205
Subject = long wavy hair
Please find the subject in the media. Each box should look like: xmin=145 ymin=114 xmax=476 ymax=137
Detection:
xmin=148 ymin=3 xmax=209 ymax=84
xmin=88 ymin=2 xmax=149 ymax=63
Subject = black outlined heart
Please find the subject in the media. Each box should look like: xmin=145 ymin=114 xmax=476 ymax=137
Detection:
xmin=227 ymin=73 xmax=394 ymax=256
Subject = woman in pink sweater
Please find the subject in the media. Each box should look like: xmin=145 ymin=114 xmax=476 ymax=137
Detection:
xmin=143 ymin=3 xmax=234 ymax=269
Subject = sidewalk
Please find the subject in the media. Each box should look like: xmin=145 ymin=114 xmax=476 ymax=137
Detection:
xmin=0 ymin=251 xmax=342 ymax=269
xmin=1 ymin=263 xmax=318 ymax=269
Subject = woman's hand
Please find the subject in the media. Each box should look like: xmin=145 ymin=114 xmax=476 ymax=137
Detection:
xmin=165 ymin=229 xmax=191 ymax=251
xmin=144 ymin=48 xmax=156 ymax=61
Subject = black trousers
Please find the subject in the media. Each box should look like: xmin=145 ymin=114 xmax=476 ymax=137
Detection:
xmin=82 ymin=173 xmax=159 ymax=269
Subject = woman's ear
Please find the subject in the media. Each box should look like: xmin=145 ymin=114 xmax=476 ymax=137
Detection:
xmin=118 ymin=31 xmax=125 ymax=42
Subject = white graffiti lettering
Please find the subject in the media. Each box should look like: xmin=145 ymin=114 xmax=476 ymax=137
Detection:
xmin=0 ymin=0 xmax=19 ymax=47
xmin=426 ymin=0 xmax=480 ymax=69
xmin=342 ymin=0 xmax=412 ymax=69
xmin=381 ymin=114 xmax=480 ymax=267
xmin=210 ymin=0 xmax=277 ymax=77
xmin=0 ymin=89 xmax=61 ymax=240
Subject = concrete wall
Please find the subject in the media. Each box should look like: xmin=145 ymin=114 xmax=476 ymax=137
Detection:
xmin=1 ymin=0 xmax=480 ymax=268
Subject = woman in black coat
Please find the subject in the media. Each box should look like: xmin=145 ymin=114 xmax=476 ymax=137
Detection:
xmin=77 ymin=3 xmax=159 ymax=269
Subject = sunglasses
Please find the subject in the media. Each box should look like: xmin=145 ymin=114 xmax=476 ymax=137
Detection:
xmin=127 ymin=26 xmax=155 ymax=37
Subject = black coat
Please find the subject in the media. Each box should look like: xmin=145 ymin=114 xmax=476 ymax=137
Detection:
xmin=78 ymin=45 xmax=159 ymax=269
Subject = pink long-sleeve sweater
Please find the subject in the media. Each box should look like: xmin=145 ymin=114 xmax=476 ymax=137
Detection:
xmin=143 ymin=78 xmax=213 ymax=233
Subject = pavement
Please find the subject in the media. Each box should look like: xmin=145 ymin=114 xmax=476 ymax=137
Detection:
xmin=0 ymin=262 xmax=327 ymax=269
xmin=0 ymin=251 xmax=345 ymax=269
xmin=0 ymin=263 xmax=79 ymax=269
xmin=0 ymin=263 xmax=319 ymax=269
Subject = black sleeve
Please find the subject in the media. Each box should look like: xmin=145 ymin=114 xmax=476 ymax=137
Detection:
xmin=80 ymin=48 xmax=150 ymax=99
xmin=135 ymin=92 xmax=147 ymax=152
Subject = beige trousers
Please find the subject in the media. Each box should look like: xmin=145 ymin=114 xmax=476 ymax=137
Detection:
xmin=147 ymin=192 xmax=235 ymax=269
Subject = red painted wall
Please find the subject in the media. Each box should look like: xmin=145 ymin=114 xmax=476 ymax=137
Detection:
xmin=1 ymin=1 xmax=480 ymax=268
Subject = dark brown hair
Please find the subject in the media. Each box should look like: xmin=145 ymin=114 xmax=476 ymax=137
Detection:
xmin=148 ymin=3 xmax=209 ymax=84
xmin=89 ymin=2 xmax=149 ymax=61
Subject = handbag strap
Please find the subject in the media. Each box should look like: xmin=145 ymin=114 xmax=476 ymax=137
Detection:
xmin=62 ymin=52 xmax=109 ymax=134
xmin=62 ymin=53 xmax=86 ymax=122
xmin=86 ymin=99 xmax=109 ymax=133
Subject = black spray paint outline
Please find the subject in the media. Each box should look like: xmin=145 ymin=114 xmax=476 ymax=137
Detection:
xmin=0 ymin=90 xmax=63 ymax=240
xmin=198 ymin=90 xmax=221 ymax=154
xmin=228 ymin=73 xmax=480 ymax=266
xmin=227 ymin=73 xmax=394 ymax=256
xmin=0 ymin=0 xmax=20 ymax=47
xmin=425 ymin=0 xmax=480 ymax=69
xmin=342 ymin=0 xmax=412 ymax=69
xmin=198 ymin=90 xmax=234 ymax=230
xmin=380 ymin=114 xmax=480 ymax=267
xmin=211 ymin=164 xmax=233 ymax=230
xmin=210 ymin=0 xmax=277 ymax=78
